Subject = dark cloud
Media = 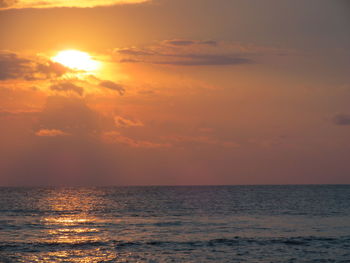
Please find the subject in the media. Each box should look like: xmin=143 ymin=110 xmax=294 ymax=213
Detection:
xmin=117 ymin=48 xmax=154 ymax=56
xmin=50 ymin=82 xmax=84 ymax=96
xmin=0 ymin=51 xmax=69 ymax=81
xmin=200 ymin=40 xmax=218 ymax=46
xmin=120 ymin=53 xmax=252 ymax=66
xmin=0 ymin=52 xmax=34 ymax=80
xmin=163 ymin=39 xmax=218 ymax=47
xmin=164 ymin=40 xmax=197 ymax=46
xmin=99 ymin=80 xmax=125 ymax=95
xmin=119 ymin=58 xmax=141 ymax=63
xmin=116 ymin=40 xmax=253 ymax=66
xmin=153 ymin=54 xmax=252 ymax=66
xmin=333 ymin=114 xmax=350 ymax=126
xmin=36 ymin=61 xmax=69 ymax=79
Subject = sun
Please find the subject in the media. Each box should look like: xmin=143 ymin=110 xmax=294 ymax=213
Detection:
xmin=52 ymin=50 xmax=100 ymax=71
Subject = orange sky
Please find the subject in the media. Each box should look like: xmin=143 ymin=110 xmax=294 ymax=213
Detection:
xmin=0 ymin=0 xmax=350 ymax=185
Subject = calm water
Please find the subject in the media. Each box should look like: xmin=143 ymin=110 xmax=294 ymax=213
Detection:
xmin=0 ymin=186 xmax=349 ymax=262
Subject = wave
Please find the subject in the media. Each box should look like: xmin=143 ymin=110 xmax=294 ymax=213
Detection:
xmin=0 ymin=240 xmax=107 ymax=253
xmin=1 ymin=236 xmax=349 ymax=253
xmin=113 ymin=236 xmax=350 ymax=249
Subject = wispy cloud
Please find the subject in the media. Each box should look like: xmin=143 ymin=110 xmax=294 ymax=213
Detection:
xmin=0 ymin=0 xmax=150 ymax=10
xmin=162 ymin=39 xmax=218 ymax=47
xmin=149 ymin=55 xmax=251 ymax=66
xmin=99 ymin=80 xmax=125 ymax=96
xmin=102 ymin=131 xmax=171 ymax=148
xmin=115 ymin=39 xmax=260 ymax=66
xmin=114 ymin=116 xmax=144 ymax=128
xmin=0 ymin=109 xmax=40 ymax=118
xmin=35 ymin=129 xmax=69 ymax=137
xmin=50 ymin=82 xmax=84 ymax=96
xmin=165 ymin=135 xmax=239 ymax=148
xmin=115 ymin=39 xmax=291 ymax=66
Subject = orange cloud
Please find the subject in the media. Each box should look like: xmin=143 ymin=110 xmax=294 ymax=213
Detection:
xmin=0 ymin=0 xmax=150 ymax=10
xmin=35 ymin=129 xmax=69 ymax=137
xmin=114 ymin=116 xmax=143 ymax=128
xmin=102 ymin=131 xmax=171 ymax=148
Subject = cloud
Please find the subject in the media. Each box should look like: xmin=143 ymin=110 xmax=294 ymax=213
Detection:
xmin=50 ymin=82 xmax=84 ymax=96
xmin=115 ymin=39 xmax=292 ymax=67
xmin=163 ymin=39 xmax=218 ymax=47
xmin=35 ymin=129 xmax=69 ymax=137
xmin=0 ymin=51 xmax=36 ymax=80
xmin=37 ymin=96 xmax=114 ymax=135
xmin=0 ymin=0 xmax=17 ymax=8
xmin=99 ymin=80 xmax=125 ymax=95
xmin=0 ymin=109 xmax=40 ymax=118
xmin=114 ymin=116 xmax=143 ymax=128
xmin=0 ymin=50 xmax=125 ymax=97
xmin=119 ymin=52 xmax=252 ymax=66
xmin=102 ymin=131 xmax=171 ymax=148
xmin=166 ymin=135 xmax=239 ymax=148
xmin=116 ymin=40 xmax=254 ymax=66
xmin=0 ymin=0 xmax=149 ymax=10
xmin=0 ymin=51 xmax=69 ymax=80
xmin=117 ymin=48 xmax=155 ymax=56
xmin=333 ymin=114 xmax=350 ymax=126
xmin=0 ymin=50 xmax=128 ymax=98
xmin=152 ymin=54 xmax=251 ymax=66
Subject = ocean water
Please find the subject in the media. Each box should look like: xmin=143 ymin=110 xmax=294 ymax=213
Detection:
xmin=0 ymin=186 xmax=349 ymax=263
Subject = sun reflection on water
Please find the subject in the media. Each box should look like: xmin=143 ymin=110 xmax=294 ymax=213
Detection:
xmin=23 ymin=188 xmax=118 ymax=262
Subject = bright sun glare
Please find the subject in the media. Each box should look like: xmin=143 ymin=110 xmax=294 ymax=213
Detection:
xmin=52 ymin=50 xmax=100 ymax=71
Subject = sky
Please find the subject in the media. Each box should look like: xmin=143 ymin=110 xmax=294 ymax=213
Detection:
xmin=0 ymin=0 xmax=349 ymax=186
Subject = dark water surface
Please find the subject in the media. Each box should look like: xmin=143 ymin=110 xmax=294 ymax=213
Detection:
xmin=0 ymin=185 xmax=349 ymax=262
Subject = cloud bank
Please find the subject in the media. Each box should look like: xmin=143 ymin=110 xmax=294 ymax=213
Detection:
xmin=0 ymin=51 xmax=68 ymax=80
xmin=0 ymin=50 xmax=126 ymax=98
xmin=115 ymin=39 xmax=263 ymax=66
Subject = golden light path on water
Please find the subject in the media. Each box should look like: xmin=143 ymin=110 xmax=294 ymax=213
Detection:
xmin=23 ymin=189 xmax=118 ymax=262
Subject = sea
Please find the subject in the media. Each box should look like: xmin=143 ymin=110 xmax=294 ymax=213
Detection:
xmin=0 ymin=185 xmax=349 ymax=262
